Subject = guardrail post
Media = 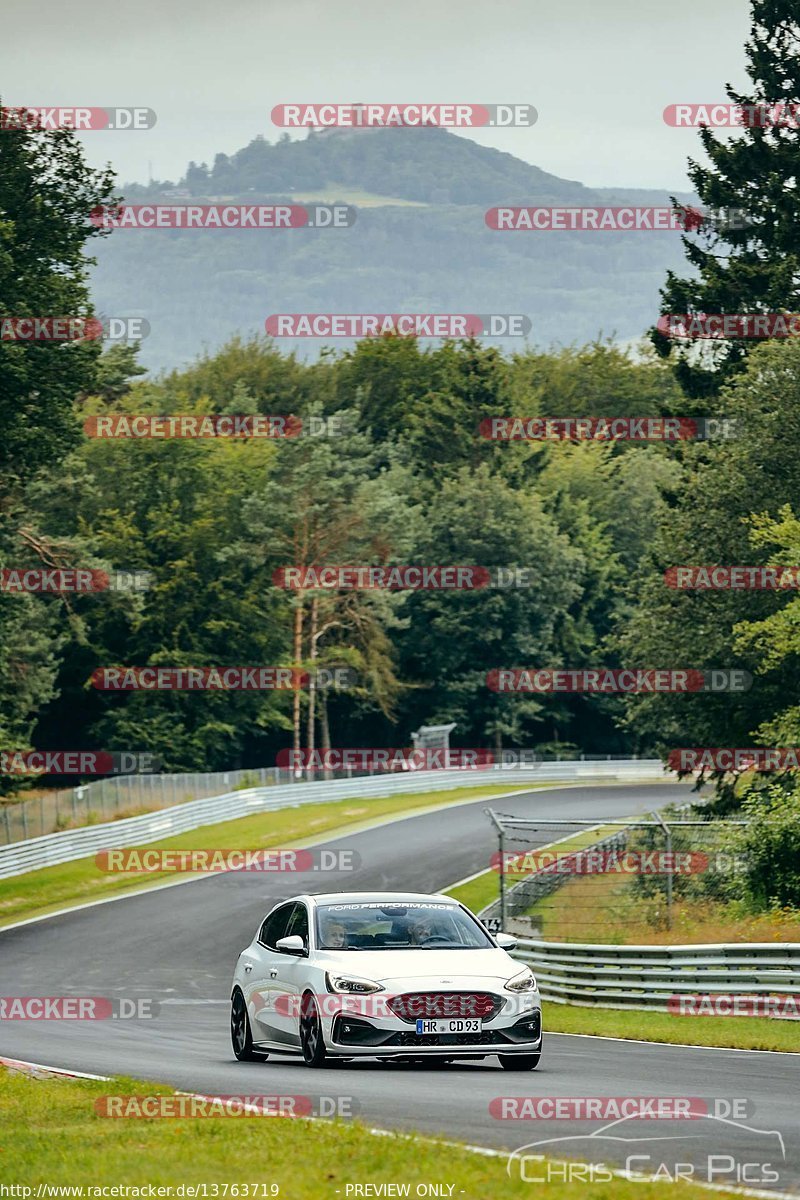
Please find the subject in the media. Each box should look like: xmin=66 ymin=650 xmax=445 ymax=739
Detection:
xmin=486 ymin=808 xmax=507 ymax=930
xmin=652 ymin=810 xmax=672 ymax=930
xmin=499 ymin=827 xmax=507 ymax=930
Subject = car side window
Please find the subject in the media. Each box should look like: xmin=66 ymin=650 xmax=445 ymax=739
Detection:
xmin=284 ymin=902 xmax=309 ymax=948
xmin=259 ymin=903 xmax=293 ymax=949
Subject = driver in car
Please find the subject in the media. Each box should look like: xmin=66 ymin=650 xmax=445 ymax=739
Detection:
xmin=409 ymin=917 xmax=435 ymax=944
xmin=322 ymin=919 xmax=347 ymax=948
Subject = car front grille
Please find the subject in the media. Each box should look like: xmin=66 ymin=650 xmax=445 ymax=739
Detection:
xmin=386 ymin=991 xmax=504 ymax=1023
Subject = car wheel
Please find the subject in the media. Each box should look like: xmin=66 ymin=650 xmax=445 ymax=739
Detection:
xmin=231 ymin=990 xmax=267 ymax=1062
xmin=499 ymin=1052 xmax=540 ymax=1071
xmin=300 ymin=992 xmax=328 ymax=1067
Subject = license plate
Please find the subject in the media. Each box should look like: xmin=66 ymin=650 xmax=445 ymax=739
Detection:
xmin=415 ymin=1018 xmax=483 ymax=1035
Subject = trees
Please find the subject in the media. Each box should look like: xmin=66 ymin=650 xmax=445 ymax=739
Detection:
xmin=733 ymin=505 xmax=800 ymax=748
xmin=0 ymin=102 xmax=117 ymax=783
xmin=232 ymin=409 xmax=418 ymax=764
xmin=31 ymin=413 xmax=290 ymax=772
xmin=0 ymin=104 xmax=116 ymax=494
xmin=653 ymin=1 xmax=800 ymax=397
xmin=619 ymin=339 xmax=800 ymax=803
xmin=8 ymin=313 xmax=768 ymax=780
xmin=394 ymin=464 xmax=585 ymax=748
xmin=731 ymin=782 xmax=800 ymax=908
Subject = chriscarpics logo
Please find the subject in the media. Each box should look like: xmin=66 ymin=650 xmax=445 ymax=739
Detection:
xmin=507 ymin=1110 xmax=786 ymax=1187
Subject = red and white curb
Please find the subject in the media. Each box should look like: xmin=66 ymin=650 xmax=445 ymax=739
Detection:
xmin=0 ymin=1054 xmax=107 ymax=1080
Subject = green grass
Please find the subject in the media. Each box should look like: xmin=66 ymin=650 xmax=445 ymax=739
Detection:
xmin=544 ymin=1001 xmax=800 ymax=1052
xmin=530 ymin=871 xmax=800 ymax=946
xmin=446 ymin=870 xmax=499 ymax=913
xmin=0 ymin=782 xmax=546 ymax=929
xmin=0 ymin=1066 xmax=748 ymax=1198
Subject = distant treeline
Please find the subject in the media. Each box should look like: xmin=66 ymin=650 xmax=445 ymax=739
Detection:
xmin=5 ymin=332 xmax=800 ymax=795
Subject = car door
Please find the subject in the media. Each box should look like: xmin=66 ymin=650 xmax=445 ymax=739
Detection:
xmin=268 ymin=901 xmax=310 ymax=1048
xmin=245 ymin=902 xmax=293 ymax=1046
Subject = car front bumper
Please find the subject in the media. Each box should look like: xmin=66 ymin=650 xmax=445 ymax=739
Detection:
xmin=325 ymin=1006 xmax=542 ymax=1057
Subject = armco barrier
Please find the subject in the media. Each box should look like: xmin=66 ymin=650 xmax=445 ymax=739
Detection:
xmin=511 ymin=937 xmax=800 ymax=1011
xmin=0 ymin=759 xmax=666 ymax=880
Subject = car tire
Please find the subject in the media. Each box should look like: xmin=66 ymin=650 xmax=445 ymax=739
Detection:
xmin=300 ymin=992 xmax=328 ymax=1067
xmin=499 ymin=1052 xmax=540 ymax=1071
xmin=231 ymin=989 xmax=268 ymax=1062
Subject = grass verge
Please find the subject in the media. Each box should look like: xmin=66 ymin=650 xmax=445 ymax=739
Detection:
xmin=543 ymin=1001 xmax=800 ymax=1052
xmin=0 ymin=782 xmax=545 ymax=929
xmin=0 ymin=1065 xmax=747 ymax=1198
xmin=534 ymin=875 xmax=800 ymax=944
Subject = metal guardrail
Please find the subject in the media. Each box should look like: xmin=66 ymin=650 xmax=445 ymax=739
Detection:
xmin=512 ymin=938 xmax=800 ymax=1010
xmin=0 ymin=753 xmax=664 ymax=846
xmin=0 ymin=758 xmax=667 ymax=880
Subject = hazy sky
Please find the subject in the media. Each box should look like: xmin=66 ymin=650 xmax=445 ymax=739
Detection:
xmin=3 ymin=0 xmax=753 ymax=191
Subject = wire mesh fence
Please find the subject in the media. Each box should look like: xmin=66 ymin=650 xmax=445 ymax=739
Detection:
xmin=483 ymin=808 xmax=751 ymax=943
xmin=0 ymin=768 xmax=284 ymax=844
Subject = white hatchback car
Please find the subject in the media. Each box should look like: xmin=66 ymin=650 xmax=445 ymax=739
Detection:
xmin=230 ymin=891 xmax=541 ymax=1070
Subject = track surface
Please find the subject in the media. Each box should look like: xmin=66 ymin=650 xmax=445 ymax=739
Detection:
xmin=1 ymin=782 xmax=797 ymax=1193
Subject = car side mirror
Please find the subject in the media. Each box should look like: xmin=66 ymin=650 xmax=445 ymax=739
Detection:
xmin=496 ymin=932 xmax=517 ymax=950
xmin=276 ymin=934 xmax=306 ymax=956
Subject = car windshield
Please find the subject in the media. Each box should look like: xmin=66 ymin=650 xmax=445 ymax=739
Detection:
xmin=315 ymin=902 xmax=494 ymax=950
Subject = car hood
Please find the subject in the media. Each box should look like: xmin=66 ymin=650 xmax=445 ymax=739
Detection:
xmin=318 ymin=947 xmax=521 ymax=986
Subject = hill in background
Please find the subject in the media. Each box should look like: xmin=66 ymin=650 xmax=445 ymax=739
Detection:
xmin=94 ymin=128 xmax=696 ymax=372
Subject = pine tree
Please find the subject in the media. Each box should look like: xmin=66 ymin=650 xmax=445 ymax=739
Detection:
xmin=652 ymin=1 xmax=800 ymax=398
xmin=0 ymin=99 xmax=117 ymax=789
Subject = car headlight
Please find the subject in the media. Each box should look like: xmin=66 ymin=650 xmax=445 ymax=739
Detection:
xmin=325 ymin=972 xmax=385 ymax=994
xmin=504 ymin=967 xmax=538 ymax=993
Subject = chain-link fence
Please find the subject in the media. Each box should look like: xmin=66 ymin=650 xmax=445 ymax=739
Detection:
xmin=0 ymin=767 xmax=286 ymax=844
xmin=483 ymin=809 xmax=751 ymax=943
